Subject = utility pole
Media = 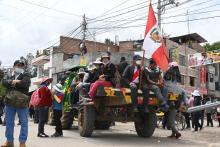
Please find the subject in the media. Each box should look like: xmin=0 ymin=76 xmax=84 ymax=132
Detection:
xmin=80 ymin=14 xmax=87 ymax=56
xmin=187 ymin=10 xmax=190 ymax=34
xmin=157 ymin=0 xmax=179 ymax=30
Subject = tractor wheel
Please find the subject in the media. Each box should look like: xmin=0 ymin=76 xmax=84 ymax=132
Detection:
xmin=94 ymin=121 xmax=111 ymax=130
xmin=134 ymin=113 xmax=157 ymax=138
xmin=78 ymin=106 xmax=95 ymax=137
xmin=61 ymin=110 xmax=75 ymax=130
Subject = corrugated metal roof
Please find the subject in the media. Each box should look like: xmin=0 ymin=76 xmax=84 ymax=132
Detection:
xmin=170 ymin=33 xmax=207 ymax=43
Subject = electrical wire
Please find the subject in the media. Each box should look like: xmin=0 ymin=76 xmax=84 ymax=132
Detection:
xmin=89 ymin=0 xmax=134 ymax=21
xmin=162 ymin=9 xmax=220 ymax=19
xmin=166 ymin=0 xmax=215 ymax=13
xmin=19 ymin=0 xmax=82 ymax=17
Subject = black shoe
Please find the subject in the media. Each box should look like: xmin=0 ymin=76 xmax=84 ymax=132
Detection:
xmin=51 ymin=132 xmax=63 ymax=137
xmin=38 ymin=133 xmax=49 ymax=138
xmin=175 ymin=132 xmax=181 ymax=139
xmin=167 ymin=133 xmax=175 ymax=138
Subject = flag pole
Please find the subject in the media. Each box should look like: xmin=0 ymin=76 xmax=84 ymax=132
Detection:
xmin=139 ymin=50 xmax=145 ymax=89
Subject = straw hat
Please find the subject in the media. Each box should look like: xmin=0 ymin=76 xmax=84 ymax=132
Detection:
xmin=93 ymin=58 xmax=103 ymax=64
xmin=87 ymin=63 xmax=96 ymax=71
xmin=78 ymin=68 xmax=86 ymax=75
xmin=40 ymin=76 xmax=53 ymax=85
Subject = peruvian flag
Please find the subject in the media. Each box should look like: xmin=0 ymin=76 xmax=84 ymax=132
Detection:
xmin=142 ymin=3 xmax=169 ymax=71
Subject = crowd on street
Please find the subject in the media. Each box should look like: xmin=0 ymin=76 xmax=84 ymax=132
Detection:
xmin=0 ymin=52 xmax=220 ymax=147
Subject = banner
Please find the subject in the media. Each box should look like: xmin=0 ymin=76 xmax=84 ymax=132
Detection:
xmin=80 ymin=56 xmax=87 ymax=66
xmin=171 ymin=47 xmax=179 ymax=63
xmin=188 ymin=50 xmax=220 ymax=67
xmin=200 ymin=65 xmax=206 ymax=86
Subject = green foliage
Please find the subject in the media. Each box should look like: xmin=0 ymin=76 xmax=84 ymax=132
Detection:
xmin=42 ymin=49 xmax=50 ymax=56
xmin=203 ymin=41 xmax=220 ymax=51
xmin=36 ymin=50 xmax=40 ymax=58
xmin=105 ymin=38 xmax=114 ymax=45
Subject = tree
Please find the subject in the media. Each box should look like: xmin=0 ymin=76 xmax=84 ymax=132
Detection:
xmin=42 ymin=49 xmax=50 ymax=56
xmin=203 ymin=41 xmax=220 ymax=51
xmin=104 ymin=38 xmax=114 ymax=45
xmin=36 ymin=50 xmax=40 ymax=57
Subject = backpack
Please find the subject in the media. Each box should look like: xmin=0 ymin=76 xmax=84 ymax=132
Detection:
xmin=30 ymin=86 xmax=52 ymax=107
xmin=30 ymin=89 xmax=40 ymax=106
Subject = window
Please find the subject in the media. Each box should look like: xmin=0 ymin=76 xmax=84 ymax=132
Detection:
xmin=216 ymin=82 xmax=220 ymax=91
xmin=214 ymin=64 xmax=218 ymax=76
xmin=210 ymin=74 xmax=214 ymax=82
xmin=179 ymin=54 xmax=186 ymax=66
xmin=190 ymin=76 xmax=195 ymax=87
xmin=180 ymin=75 xmax=185 ymax=85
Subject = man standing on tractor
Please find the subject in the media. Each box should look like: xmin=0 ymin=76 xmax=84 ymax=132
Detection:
xmin=146 ymin=58 xmax=169 ymax=110
xmin=122 ymin=55 xmax=149 ymax=113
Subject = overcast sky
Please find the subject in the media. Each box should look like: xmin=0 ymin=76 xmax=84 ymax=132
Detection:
xmin=0 ymin=0 xmax=219 ymax=66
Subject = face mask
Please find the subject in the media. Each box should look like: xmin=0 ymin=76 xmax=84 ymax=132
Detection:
xmin=103 ymin=61 xmax=109 ymax=65
xmin=136 ymin=60 xmax=142 ymax=65
xmin=15 ymin=68 xmax=24 ymax=74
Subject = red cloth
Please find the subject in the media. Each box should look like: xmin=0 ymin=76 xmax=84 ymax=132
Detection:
xmin=132 ymin=68 xmax=139 ymax=83
xmin=38 ymin=86 xmax=52 ymax=107
xmin=89 ymin=80 xmax=112 ymax=99
xmin=56 ymin=93 xmax=64 ymax=101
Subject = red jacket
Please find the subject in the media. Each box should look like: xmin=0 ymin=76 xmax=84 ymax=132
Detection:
xmin=38 ymin=86 xmax=52 ymax=107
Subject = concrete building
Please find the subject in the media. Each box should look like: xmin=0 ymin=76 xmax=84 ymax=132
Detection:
xmin=31 ymin=33 xmax=220 ymax=98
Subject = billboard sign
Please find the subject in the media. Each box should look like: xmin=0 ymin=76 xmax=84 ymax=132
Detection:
xmin=188 ymin=50 xmax=220 ymax=67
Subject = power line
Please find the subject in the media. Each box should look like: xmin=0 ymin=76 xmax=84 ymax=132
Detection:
xmin=19 ymin=0 xmax=82 ymax=17
xmin=88 ymin=15 xmax=220 ymax=30
xmin=166 ymin=0 xmax=215 ymax=13
xmin=88 ymin=0 xmax=148 ymax=21
xmin=89 ymin=0 xmax=133 ymax=21
xmin=16 ymin=0 xmax=62 ymax=30
xmin=37 ymin=25 xmax=82 ymax=50
xmin=189 ymin=3 xmax=220 ymax=13
xmin=162 ymin=9 xmax=220 ymax=19
xmin=88 ymin=0 xmax=163 ymax=24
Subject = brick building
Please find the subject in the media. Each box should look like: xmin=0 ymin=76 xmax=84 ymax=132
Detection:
xmin=31 ymin=33 xmax=219 ymax=98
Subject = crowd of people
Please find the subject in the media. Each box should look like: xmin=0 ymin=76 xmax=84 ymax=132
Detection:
xmin=0 ymin=53 xmax=220 ymax=147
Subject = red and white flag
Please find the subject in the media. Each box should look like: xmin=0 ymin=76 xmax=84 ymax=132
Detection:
xmin=142 ymin=3 xmax=169 ymax=71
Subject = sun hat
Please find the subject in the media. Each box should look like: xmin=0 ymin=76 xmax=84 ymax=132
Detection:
xmin=40 ymin=76 xmax=53 ymax=85
xmin=78 ymin=68 xmax=86 ymax=75
xmin=87 ymin=63 xmax=96 ymax=71
xmin=93 ymin=58 xmax=103 ymax=64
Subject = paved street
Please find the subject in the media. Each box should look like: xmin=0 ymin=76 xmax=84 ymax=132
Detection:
xmin=0 ymin=120 xmax=220 ymax=147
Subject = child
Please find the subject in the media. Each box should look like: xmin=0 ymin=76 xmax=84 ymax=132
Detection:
xmin=51 ymin=83 xmax=64 ymax=137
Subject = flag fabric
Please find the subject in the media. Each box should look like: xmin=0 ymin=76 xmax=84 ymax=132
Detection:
xmin=142 ymin=3 xmax=169 ymax=71
xmin=132 ymin=67 xmax=140 ymax=83
xmin=62 ymin=73 xmax=76 ymax=112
